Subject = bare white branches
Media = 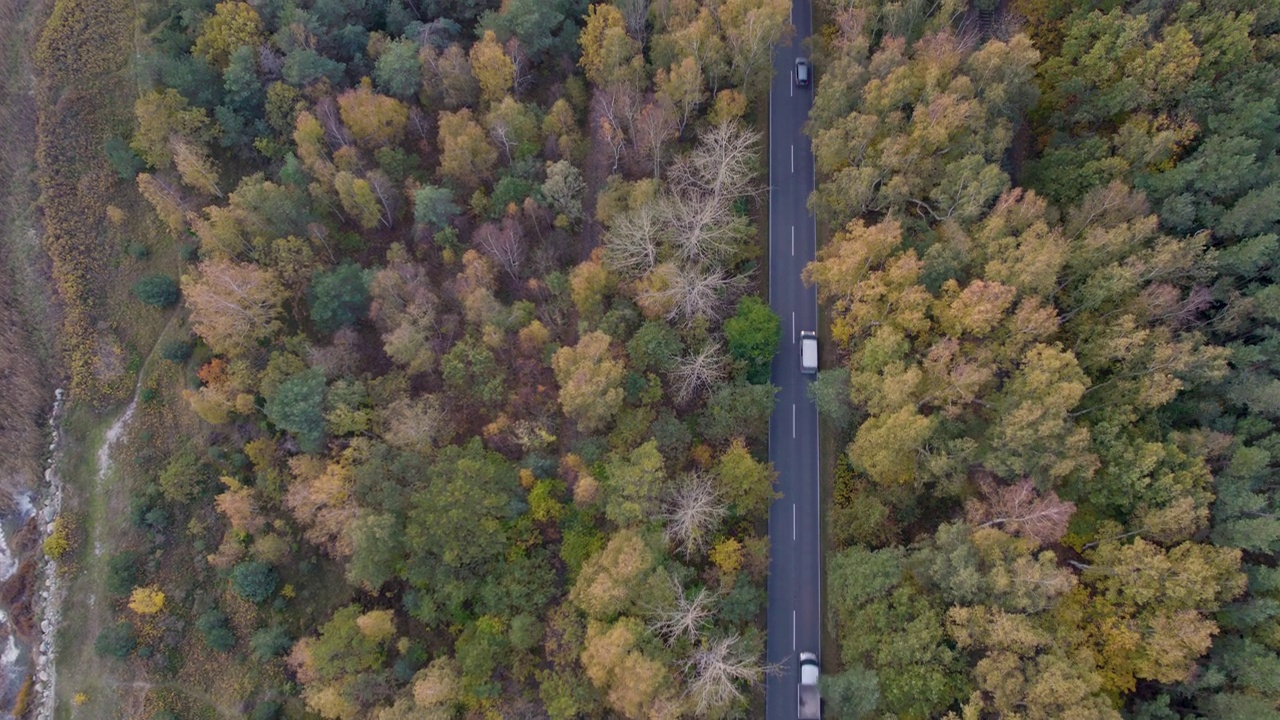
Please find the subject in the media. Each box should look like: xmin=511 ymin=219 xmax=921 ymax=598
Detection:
xmin=602 ymin=200 xmax=665 ymax=279
xmin=668 ymin=120 xmax=761 ymax=205
xmin=965 ymin=475 xmax=1076 ymax=546
xmin=684 ymin=634 xmax=767 ymax=715
xmin=663 ymin=472 xmax=727 ymax=557
xmin=473 ymin=217 xmax=527 ymax=282
xmin=648 ymin=577 xmax=716 ymax=645
xmin=661 ymin=266 xmax=746 ymax=322
xmin=666 ymin=194 xmax=753 ymax=266
xmin=669 ymin=342 xmax=728 ymax=405
xmin=601 ymin=121 xmax=761 ymax=323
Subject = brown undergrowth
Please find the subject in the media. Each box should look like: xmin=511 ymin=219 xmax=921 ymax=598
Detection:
xmin=32 ymin=0 xmax=133 ymax=404
xmin=0 ymin=0 xmax=55 ymax=502
xmin=0 ymin=2 xmax=60 ymax=704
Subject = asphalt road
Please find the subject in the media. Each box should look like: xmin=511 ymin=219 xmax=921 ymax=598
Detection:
xmin=764 ymin=1 xmax=821 ymax=718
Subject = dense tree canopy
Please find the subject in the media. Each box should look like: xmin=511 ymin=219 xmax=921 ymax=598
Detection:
xmin=81 ymin=0 xmax=1280 ymax=716
xmin=101 ymin=0 xmax=784 ymax=715
xmin=808 ymin=1 xmax=1280 ymax=717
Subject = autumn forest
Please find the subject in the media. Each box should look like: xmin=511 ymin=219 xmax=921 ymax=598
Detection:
xmin=6 ymin=0 xmax=1280 ymax=718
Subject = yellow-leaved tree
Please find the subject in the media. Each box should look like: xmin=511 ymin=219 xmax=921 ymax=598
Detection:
xmin=192 ymin=1 xmax=264 ymax=68
xmin=128 ymin=585 xmax=166 ymax=615
xmin=578 ymin=3 xmax=642 ymax=87
xmin=181 ymin=260 xmax=285 ymax=357
xmin=552 ymin=331 xmax=626 ymax=433
xmin=468 ymin=30 xmax=514 ymax=105
xmin=336 ymin=79 xmax=408 ymax=148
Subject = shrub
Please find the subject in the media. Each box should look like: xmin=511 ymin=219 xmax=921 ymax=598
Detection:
xmin=132 ymin=275 xmax=180 ymax=307
xmin=250 ymin=700 xmax=282 ymax=720
xmin=35 ymin=0 xmax=132 ymax=402
xmin=393 ymin=641 xmax=428 ymax=681
xmin=230 ymin=561 xmax=279 ymax=603
xmin=264 ymin=370 xmax=326 ymax=453
xmin=160 ymin=339 xmax=194 ymax=363
xmin=309 ymin=262 xmax=371 ymax=334
xmin=128 ymin=585 xmax=166 ymax=615
xmin=157 ymin=449 xmax=205 ymax=504
xmin=250 ymin=625 xmax=292 ymax=661
xmin=104 ymin=136 xmax=144 ymax=179
xmin=106 ymin=552 xmax=139 ymax=596
xmin=130 ymin=489 xmax=171 ymax=532
xmin=42 ymin=516 xmax=71 ymax=560
xmin=95 ymin=622 xmax=137 ymax=658
xmin=126 ymin=241 xmax=150 ymax=260
xmin=197 ymin=608 xmax=236 ymax=651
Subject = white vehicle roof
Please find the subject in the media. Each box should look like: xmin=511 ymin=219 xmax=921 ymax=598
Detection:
xmin=801 ymin=334 xmax=818 ymax=372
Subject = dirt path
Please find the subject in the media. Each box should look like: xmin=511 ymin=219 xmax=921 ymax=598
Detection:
xmin=32 ymin=394 xmax=135 ymax=720
xmin=41 ymin=307 xmax=176 ymax=719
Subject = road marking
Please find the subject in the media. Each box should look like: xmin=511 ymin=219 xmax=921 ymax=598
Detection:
xmin=792 ymin=404 xmax=796 ymax=438
xmin=790 ymin=71 xmax=794 ymax=97
xmin=793 ymin=503 xmax=796 ymax=540
xmin=791 ymin=144 xmax=795 ymax=173
xmin=792 ymin=610 xmax=796 ymax=650
xmin=814 ymin=403 xmax=822 ymax=660
xmin=791 ymin=312 xmax=795 ymax=344
xmin=791 ymin=225 xmax=795 ymax=256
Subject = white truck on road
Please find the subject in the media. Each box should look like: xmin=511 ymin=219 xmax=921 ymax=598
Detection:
xmin=800 ymin=331 xmax=818 ymax=374
xmin=798 ymin=651 xmax=821 ymax=718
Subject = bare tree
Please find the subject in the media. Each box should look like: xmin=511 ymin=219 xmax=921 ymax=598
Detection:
xmin=666 ymin=194 xmax=753 ymax=265
xmin=366 ymin=170 xmax=400 ymax=228
xmin=965 ymin=475 xmax=1076 ymax=546
xmin=669 ymin=342 xmax=728 ymax=405
xmin=684 ymin=634 xmax=768 ymax=715
xmin=663 ymin=472 xmax=727 ymax=557
xmin=658 ymin=265 xmax=746 ymax=322
xmin=505 ymin=36 xmax=535 ymax=96
xmin=649 ymin=577 xmax=716 ymax=645
xmin=638 ymin=121 xmax=761 ymax=267
xmin=308 ymin=326 xmax=363 ymax=378
xmin=599 ymin=116 xmax=628 ymax=172
xmin=614 ymin=0 xmax=650 ymax=43
xmin=473 ymin=217 xmax=527 ymax=282
xmin=602 ymin=200 xmax=665 ymax=278
xmin=595 ymin=84 xmax=642 ymax=171
xmin=407 ymin=106 xmax=434 ymax=145
xmin=314 ymin=96 xmax=353 ymax=150
xmin=632 ymin=97 xmax=678 ymax=179
xmin=257 ymin=46 xmax=284 ymax=81
xmin=383 ymin=395 xmax=455 ymax=454
xmin=488 ymin=121 xmax=518 ymax=164
xmin=670 ymin=120 xmax=762 ymax=204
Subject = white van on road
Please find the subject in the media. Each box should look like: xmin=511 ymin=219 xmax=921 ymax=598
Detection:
xmin=800 ymin=331 xmax=818 ymax=374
